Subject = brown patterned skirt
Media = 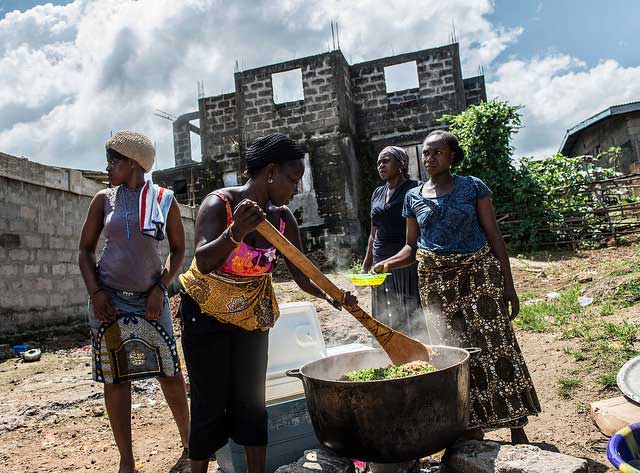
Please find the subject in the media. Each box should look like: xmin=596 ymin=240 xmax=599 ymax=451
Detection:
xmin=416 ymin=245 xmax=541 ymax=429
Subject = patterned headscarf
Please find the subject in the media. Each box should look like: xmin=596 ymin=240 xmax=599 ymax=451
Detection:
xmin=379 ymin=146 xmax=410 ymax=178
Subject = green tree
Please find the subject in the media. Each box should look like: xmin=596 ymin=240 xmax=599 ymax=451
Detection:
xmin=440 ymin=100 xmax=523 ymax=206
xmin=440 ymin=100 xmax=548 ymax=247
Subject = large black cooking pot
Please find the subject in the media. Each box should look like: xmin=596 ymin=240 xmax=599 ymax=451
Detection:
xmin=286 ymin=345 xmax=478 ymax=463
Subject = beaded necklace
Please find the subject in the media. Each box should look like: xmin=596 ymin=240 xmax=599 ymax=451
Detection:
xmin=118 ymin=186 xmax=137 ymax=240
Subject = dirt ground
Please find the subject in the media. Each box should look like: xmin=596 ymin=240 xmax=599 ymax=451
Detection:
xmin=3 ymin=245 xmax=639 ymax=472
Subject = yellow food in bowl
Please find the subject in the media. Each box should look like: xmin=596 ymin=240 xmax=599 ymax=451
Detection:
xmin=344 ymin=273 xmax=391 ymax=287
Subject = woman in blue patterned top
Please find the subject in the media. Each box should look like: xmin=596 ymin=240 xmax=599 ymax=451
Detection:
xmin=371 ymin=130 xmax=540 ymax=444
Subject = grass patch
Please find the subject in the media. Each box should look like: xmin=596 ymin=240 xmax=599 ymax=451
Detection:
xmin=590 ymin=276 xmax=640 ymax=317
xmin=519 ymin=290 xmax=539 ymax=302
xmin=599 ymin=301 xmax=621 ymax=317
xmin=515 ymin=286 xmax=583 ymax=332
xmin=564 ymin=319 xmax=640 ymax=391
xmin=512 ymin=249 xmax=640 ymax=394
xmin=596 ymin=372 xmax=618 ymax=390
xmin=558 ymin=377 xmax=581 ymax=399
xmin=608 ymin=249 xmax=640 ymax=276
xmin=615 ymin=278 xmax=640 ymax=307
xmin=563 ymin=348 xmax=587 ymax=361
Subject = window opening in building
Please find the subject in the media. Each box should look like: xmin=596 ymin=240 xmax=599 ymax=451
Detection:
xmin=403 ymin=144 xmax=427 ymax=181
xmin=297 ymin=153 xmax=314 ymax=194
xmin=223 ymin=171 xmax=239 ymax=187
xmin=190 ymin=119 xmax=202 ymax=162
xmin=384 ymin=61 xmax=419 ymax=93
xmin=173 ymin=179 xmax=188 ymax=194
xmin=272 ymin=68 xmax=304 ymax=104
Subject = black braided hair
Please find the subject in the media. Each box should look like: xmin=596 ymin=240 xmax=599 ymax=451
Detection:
xmin=245 ymin=133 xmax=304 ymax=177
xmin=425 ymin=130 xmax=465 ymax=167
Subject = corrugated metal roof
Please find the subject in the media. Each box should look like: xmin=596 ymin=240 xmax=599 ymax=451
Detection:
xmin=559 ymin=100 xmax=640 ymax=155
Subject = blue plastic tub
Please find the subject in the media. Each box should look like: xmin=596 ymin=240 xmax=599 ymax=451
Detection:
xmin=12 ymin=344 xmax=29 ymax=357
xmin=608 ymin=422 xmax=640 ymax=472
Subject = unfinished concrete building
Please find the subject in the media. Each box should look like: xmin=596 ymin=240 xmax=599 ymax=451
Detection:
xmin=153 ymin=43 xmax=486 ymax=257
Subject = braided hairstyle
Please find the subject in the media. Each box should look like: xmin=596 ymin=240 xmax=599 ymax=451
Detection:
xmin=244 ymin=133 xmax=305 ymax=177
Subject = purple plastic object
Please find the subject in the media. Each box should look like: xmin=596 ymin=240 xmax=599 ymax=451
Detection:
xmin=607 ymin=422 xmax=640 ymax=472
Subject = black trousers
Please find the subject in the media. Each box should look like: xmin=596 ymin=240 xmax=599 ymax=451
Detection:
xmin=179 ymin=292 xmax=269 ymax=461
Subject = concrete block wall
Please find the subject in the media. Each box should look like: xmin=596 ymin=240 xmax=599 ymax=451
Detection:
xmin=463 ymin=75 xmax=487 ymax=106
xmin=173 ymin=111 xmax=200 ymax=166
xmin=200 ymin=92 xmax=240 ymax=160
xmin=235 ymin=52 xmax=343 ymax=143
xmin=152 ymin=162 xmax=208 ymax=204
xmin=351 ymin=44 xmax=467 ymax=145
xmin=0 ymin=175 xmax=92 ymax=337
xmin=198 ymin=92 xmax=243 ymax=187
xmin=333 ymin=51 xmax=357 ymax=136
xmin=0 ymin=153 xmax=196 ymax=338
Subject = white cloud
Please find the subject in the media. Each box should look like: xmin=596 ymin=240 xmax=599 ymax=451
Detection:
xmin=268 ymin=0 xmax=521 ymax=73
xmin=0 ymin=0 xmax=523 ymax=171
xmin=488 ymin=55 xmax=640 ymax=158
xmin=5 ymin=0 xmax=639 ymax=170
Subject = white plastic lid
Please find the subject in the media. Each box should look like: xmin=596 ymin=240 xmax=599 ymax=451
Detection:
xmin=267 ymin=301 xmax=326 ymax=378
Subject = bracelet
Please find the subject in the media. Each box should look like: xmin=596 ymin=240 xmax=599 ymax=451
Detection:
xmin=227 ymin=222 xmax=242 ymax=245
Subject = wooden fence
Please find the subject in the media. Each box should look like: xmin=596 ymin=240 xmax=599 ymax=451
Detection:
xmin=496 ymin=173 xmax=640 ymax=247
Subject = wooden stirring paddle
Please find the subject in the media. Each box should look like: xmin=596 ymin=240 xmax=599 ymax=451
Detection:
xmin=256 ymin=219 xmax=430 ymax=364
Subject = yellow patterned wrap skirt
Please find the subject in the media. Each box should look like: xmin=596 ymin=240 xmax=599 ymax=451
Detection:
xmin=178 ymin=259 xmax=279 ymax=332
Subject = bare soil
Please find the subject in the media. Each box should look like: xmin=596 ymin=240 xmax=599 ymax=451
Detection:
xmin=3 ymin=245 xmax=638 ymax=472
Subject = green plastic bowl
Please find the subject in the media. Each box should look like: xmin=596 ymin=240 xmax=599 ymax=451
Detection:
xmin=344 ymin=273 xmax=392 ymax=287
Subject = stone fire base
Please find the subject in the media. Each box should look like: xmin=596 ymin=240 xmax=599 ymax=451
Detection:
xmin=274 ymin=441 xmax=590 ymax=473
xmin=441 ymin=440 xmax=588 ymax=473
xmin=275 ymin=449 xmax=355 ymax=473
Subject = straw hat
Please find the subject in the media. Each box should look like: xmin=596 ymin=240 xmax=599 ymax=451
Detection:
xmin=105 ymin=130 xmax=155 ymax=173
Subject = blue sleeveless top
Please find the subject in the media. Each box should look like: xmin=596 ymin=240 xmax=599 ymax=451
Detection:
xmin=402 ymin=175 xmax=492 ymax=254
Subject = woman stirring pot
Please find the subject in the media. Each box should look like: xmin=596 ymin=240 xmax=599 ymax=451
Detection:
xmin=178 ymin=133 xmax=356 ymax=473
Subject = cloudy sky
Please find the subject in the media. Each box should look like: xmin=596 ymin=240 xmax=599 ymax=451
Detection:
xmin=1 ymin=0 xmax=639 ymax=172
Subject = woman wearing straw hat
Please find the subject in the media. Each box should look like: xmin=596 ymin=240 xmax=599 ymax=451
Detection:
xmin=79 ymin=131 xmax=190 ymax=473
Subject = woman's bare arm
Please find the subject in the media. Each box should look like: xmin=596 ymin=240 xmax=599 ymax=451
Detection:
xmin=78 ymin=192 xmax=106 ymax=296
xmin=362 ymin=223 xmax=377 ymax=273
xmin=371 ymin=217 xmax=419 ymax=273
xmin=78 ymin=191 xmax=116 ymax=321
